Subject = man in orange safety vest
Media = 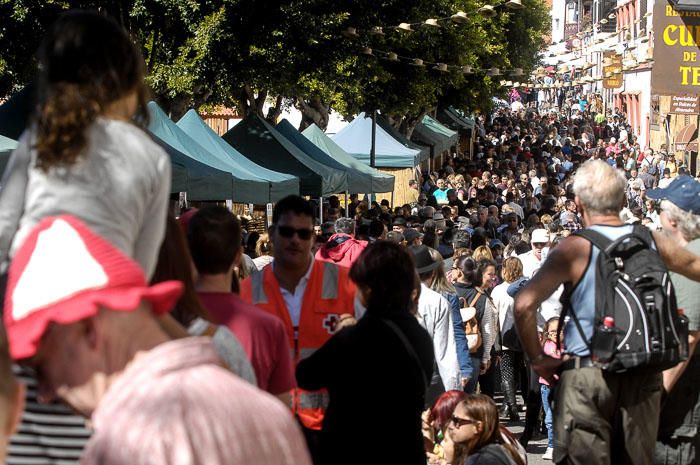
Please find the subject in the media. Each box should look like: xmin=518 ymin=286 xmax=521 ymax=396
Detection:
xmin=240 ymin=195 xmax=357 ymax=464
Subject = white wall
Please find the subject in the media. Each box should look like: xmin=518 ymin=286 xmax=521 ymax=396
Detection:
xmin=551 ymin=0 xmax=567 ymax=43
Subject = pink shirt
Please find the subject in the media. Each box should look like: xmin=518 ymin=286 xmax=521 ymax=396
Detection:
xmin=198 ymin=292 xmax=296 ymax=394
xmin=539 ymin=339 xmax=561 ymax=386
xmin=83 ymin=337 xmax=310 ymax=465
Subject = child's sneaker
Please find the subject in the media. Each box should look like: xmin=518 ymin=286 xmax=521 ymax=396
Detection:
xmin=542 ymin=447 xmax=554 ymax=460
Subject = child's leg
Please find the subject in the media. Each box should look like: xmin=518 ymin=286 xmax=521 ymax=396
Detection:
xmin=540 ymin=383 xmax=553 ymax=448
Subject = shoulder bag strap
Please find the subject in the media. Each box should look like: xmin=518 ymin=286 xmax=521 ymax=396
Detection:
xmin=381 ymin=319 xmax=429 ymax=390
xmin=469 ymin=290 xmax=484 ymax=309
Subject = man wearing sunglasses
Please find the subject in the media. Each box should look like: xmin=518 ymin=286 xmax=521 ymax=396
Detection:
xmin=240 ymin=195 xmax=357 ymax=464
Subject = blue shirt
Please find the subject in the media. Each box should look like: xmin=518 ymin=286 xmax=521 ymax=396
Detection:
xmin=566 ymin=224 xmax=634 ymax=356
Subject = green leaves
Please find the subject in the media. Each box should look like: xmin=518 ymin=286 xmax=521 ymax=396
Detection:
xmin=0 ymin=0 xmax=548 ymax=127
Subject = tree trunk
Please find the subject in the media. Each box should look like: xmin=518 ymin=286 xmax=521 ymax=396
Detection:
xmin=296 ymin=96 xmax=330 ymax=131
xmin=398 ymin=110 xmax=428 ymax=139
xmin=159 ymin=95 xmax=191 ymax=121
xmin=235 ymin=85 xmax=269 ymax=118
xmin=265 ymin=95 xmax=284 ymax=123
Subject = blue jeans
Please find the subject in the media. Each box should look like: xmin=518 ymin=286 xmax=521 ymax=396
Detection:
xmin=541 ymin=383 xmax=553 ymax=448
xmin=465 ymin=355 xmax=481 ymax=394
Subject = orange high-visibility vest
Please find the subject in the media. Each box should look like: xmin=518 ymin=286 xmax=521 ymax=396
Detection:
xmin=240 ymin=260 xmax=356 ymax=430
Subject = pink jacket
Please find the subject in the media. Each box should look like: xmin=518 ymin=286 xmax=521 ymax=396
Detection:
xmin=315 ymin=233 xmax=367 ymax=268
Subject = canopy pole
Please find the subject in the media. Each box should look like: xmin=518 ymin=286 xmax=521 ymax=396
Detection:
xmin=391 ymin=191 xmax=394 ymax=209
xmin=370 ymin=110 xmax=377 ymax=205
xmin=319 ymin=197 xmax=323 ymax=224
xmin=344 ymin=191 xmax=349 ymax=217
xmin=370 ymin=110 xmax=377 ymax=169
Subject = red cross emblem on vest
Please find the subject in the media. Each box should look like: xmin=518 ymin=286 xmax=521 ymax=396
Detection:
xmin=322 ymin=314 xmax=341 ymax=334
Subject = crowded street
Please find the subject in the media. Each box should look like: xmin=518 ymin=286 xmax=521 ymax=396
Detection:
xmin=0 ymin=2 xmax=699 ymax=465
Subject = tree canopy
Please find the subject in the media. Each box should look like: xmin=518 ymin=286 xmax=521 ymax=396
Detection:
xmin=0 ymin=0 xmax=549 ymax=133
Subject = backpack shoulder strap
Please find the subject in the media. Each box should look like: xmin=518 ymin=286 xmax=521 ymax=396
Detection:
xmin=631 ymin=224 xmax=655 ymax=248
xmin=573 ymin=228 xmax=613 ymax=253
xmin=469 ymin=290 xmax=483 ymax=309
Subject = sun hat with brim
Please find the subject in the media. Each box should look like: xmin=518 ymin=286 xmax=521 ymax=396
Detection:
xmin=408 ymin=245 xmax=440 ymax=274
xmin=4 ymin=215 xmax=183 ymax=360
xmin=646 ymin=175 xmax=700 ymax=215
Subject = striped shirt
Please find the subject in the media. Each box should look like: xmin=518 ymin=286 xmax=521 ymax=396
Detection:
xmin=82 ymin=337 xmax=311 ymax=465
xmin=8 ymin=366 xmax=90 ymax=465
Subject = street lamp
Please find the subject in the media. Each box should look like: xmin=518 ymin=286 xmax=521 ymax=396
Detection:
xmin=506 ymin=0 xmax=525 ymax=9
xmin=451 ymin=11 xmax=469 ymax=23
xmin=478 ymin=5 xmax=497 ymax=17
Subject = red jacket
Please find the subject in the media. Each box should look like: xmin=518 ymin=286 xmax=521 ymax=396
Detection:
xmin=314 ymin=233 xmax=367 ymax=268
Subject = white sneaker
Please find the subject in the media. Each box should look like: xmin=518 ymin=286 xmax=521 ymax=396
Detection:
xmin=542 ymin=447 xmax=554 ymax=460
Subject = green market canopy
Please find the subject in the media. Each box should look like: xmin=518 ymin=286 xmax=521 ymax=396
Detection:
xmin=411 ymin=115 xmax=458 ymax=155
xmin=437 ymin=107 xmax=475 ymax=135
xmin=177 ymin=110 xmax=299 ymax=203
xmin=223 ymin=114 xmax=348 ymax=198
xmin=332 ymin=113 xmax=423 ymax=168
xmin=302 ymin=124 xmax=395 ymax=194
xmin=147 ymin=102 xmax=234 ymax=200
xmin=276 ymin=119 xmax=390 ymax=194
xmin=0 ymin=134 xmax=18 ymax=178
xmin=376 ymin=115 xmax=430 ymax=163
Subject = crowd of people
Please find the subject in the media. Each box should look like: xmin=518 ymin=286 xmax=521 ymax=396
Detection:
xmin=0 ymin=8 xmax=698 ymax=465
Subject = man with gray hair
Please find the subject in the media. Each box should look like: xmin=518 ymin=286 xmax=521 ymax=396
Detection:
xmin=647 ymin=175 xmax=700 ymax=465
xmin=515 ymin=160 xmax=700 ymax=465
xmin=315 ymin=217 xmax=367 ymax=268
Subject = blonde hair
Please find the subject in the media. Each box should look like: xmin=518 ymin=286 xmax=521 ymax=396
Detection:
xmin=255 ymin=233 xmax=273 ymax=257
xmin=472 ymin=245 xmax=494 ymax=262
xmin=573 ymin=160 xmax=626 ymax=215
xmin=501 ymin=257 xmax=523 ymax=283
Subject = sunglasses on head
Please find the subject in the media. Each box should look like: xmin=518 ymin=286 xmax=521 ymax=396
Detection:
xmin=451 ymin=415 xmax=479 ymax=428
xmin=276 ymin=226 xmax=314 ymax=240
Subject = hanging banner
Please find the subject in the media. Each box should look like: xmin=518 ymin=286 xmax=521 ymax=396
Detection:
xmin=266 ymin=203 xmax=273 ymax=227
xmin=651 ymin=0 xmax=700 ymax=95
xmin=603 ymin=52 xmax=623 ymax=89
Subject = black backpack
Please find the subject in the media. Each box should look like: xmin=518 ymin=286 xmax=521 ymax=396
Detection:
xmin=560 ymin=226 xmax=689 ymax=373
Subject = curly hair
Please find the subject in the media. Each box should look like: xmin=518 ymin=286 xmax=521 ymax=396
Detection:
xmin=34 ymin=10 xmax=149 ymax=171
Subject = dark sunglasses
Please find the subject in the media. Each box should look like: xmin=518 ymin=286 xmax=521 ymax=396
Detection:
xmin=276 ymin=226 xmax=314 ymax=240
xmin=451 ymin=415 xmax=479 ymax=428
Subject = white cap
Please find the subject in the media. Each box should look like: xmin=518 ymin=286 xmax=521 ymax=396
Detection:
xmin=531 ymin=229 xmax=551 ymax=244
